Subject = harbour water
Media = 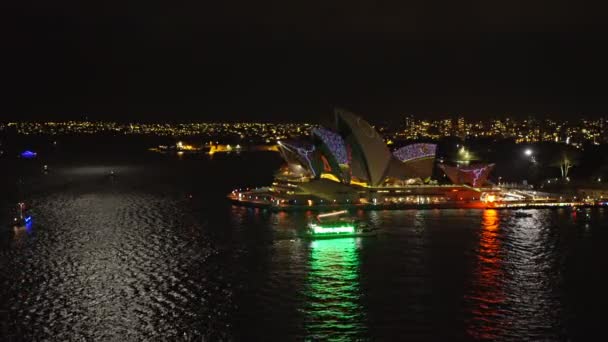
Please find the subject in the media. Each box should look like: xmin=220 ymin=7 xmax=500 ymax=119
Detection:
xmin=1 ymin=150 xmax=607 ymax=340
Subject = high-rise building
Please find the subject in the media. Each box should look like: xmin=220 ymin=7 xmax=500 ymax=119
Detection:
xmin=451 ymin=116 xmax=466 ymax=138
xmin=404 ymin=115 xmax=415 ymax=137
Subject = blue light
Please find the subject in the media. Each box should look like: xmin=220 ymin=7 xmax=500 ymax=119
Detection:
xmin=25 ymin=217 xmax=33 ymax=232
xmin=20 ymin=150 xmax=37 ymax=159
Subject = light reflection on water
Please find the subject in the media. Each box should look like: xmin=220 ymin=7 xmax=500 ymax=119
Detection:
xmin=2 ymin=156 xmax=608 ymax=340
xmin=466 ymin=209 xmax=565 ymax=340
xmin=466 ymin=209 xmax=506 ymax=340
xmin=303 ymin=238 xmax=366 ymax=340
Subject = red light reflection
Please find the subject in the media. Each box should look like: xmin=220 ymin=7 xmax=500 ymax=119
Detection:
xmin=466 ymin=209 xmax=506 ymax=340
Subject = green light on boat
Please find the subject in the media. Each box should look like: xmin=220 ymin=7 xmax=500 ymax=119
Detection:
xmin=310 ymin=224 xmax=356 ymax=234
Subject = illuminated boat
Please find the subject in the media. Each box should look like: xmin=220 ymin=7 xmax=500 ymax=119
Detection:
xmin=10 ymin=202 xmax=32 ymax=228
xmin=307 ymin=210 xmax=376 ymax=239
xmin=20 ymin=150 xmax=37 ymax=159
xmin=12 ymin=215 xmax=32 ymax=228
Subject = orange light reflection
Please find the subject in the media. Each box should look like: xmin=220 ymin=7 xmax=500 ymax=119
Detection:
xmin=466 ymin=209 xmax=506 ymax=340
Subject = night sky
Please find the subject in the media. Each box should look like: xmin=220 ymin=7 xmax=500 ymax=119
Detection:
xmin=3 ymin=1 xmax=608 ymax=122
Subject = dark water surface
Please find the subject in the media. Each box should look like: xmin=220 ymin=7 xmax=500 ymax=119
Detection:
xmin=1 ymin=151 xmax=608 ymax=341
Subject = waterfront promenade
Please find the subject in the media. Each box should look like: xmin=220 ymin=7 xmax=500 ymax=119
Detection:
xmin=228 ymin=191 xmax=597 ymax=212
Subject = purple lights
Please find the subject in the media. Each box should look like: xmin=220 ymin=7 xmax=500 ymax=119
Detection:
xmin=440 ymin=164 xmax=494 ymax=187
xmin=312 ymin=127 xmax=348 ymax=164
xmin=460 ymin=167 xmax=486 ymax=187
xmin=393 ymin=144 xmax=436 ymax=162
xmin=277 ymin=141 xmax=317 ymax=177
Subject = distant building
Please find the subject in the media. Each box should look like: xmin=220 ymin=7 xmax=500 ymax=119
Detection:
xmin=451 ymin=116 xmax=466 ymax=138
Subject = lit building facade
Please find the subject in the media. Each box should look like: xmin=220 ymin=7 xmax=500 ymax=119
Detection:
xmin=231 ymin=109 xmax=500 ymax=208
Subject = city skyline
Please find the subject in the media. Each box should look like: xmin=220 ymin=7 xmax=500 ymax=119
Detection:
xmin=2 ymin=114 xmax=606 ymax=146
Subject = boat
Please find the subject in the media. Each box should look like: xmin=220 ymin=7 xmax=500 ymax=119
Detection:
xmin=12 ymin=215 xmax=32 ymax=228
xmin=20 ymin=150 xmax=37 ymax=159
xmin=10 ymin=202 xmax=32 ymax=228
xmin=306 ymin=210 xmax=376 ymax=239
xmin=513 ymin=211 xmax=532 ymax=218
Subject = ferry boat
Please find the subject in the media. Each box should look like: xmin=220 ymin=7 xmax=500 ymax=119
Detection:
xmin=306 ymin=210 xmax=376 ymax=239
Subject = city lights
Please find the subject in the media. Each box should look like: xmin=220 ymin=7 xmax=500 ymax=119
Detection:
xmin=2 ymin=121 xmax=313 ymax=142
xmin=2 ymin=116 xmax=607 ymax=146
xmin=394 ymin=116 xmax=607 ymax=145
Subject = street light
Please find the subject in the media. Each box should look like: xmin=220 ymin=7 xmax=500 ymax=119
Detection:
xmin=524 ymin=148 xmax=537 ymax=164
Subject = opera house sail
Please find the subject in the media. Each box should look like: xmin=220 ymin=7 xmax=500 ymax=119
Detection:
xmin=438 ymin=164 xmax=495 ymax=187
xmin=311 ymin=127 xmax=350 ymax=183
xmin=277 ymin=140 xmax=320 ymax=178
xmin=335 ymin=109 xmax=393 ymax=186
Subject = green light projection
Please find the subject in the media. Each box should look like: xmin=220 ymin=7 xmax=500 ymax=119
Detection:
xmin=302 ymin=237 xmax=367 ymax=339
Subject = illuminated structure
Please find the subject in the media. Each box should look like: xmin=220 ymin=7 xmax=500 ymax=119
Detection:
xmin=312 ymin=127 xmax=348 ymax=164
xmin=232 ymin=109 xmax=502 ymax=209
xmin=392 ymin=143 xmax=436 ymax=162
xmin=279 ymin=109 xmax=440 ymax=186
xmin=231 ymin=114 xmax=592 ymax=208
xmin=439 ymin=164 xmax=495 ymax=187
xmin=334 ymin=109 xmax=394 ymax=186
xmin=277 ymin=140 xmax=320 ymax=177
xmin=387 ymin=143 xmax=437 ymax=182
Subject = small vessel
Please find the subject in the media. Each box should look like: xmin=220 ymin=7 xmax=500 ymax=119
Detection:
xmin=20 ymin=150 xmax=37 ymax=159
xmin=11 ymin=202 xmax=32 ymax=228
xmin=576 ymin=207 xmax=591 ymax=219
xmin=306 ymin=210 xmax=376 ymax=239
xmin=572 ymin=207 xmax=592 ymax=221
xmin=513 ymin=211 xmax=532 ymax=218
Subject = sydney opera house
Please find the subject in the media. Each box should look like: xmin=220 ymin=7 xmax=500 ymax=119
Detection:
xmin=230 ymin=109 xmax=499 ymax=209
